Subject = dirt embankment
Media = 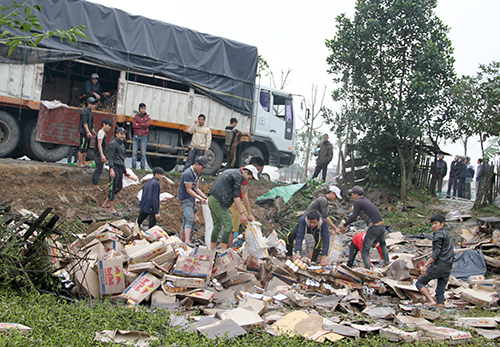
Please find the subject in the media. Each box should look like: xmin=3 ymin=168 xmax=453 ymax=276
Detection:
xmin=0 ymin=158 xmax=281 ymax=236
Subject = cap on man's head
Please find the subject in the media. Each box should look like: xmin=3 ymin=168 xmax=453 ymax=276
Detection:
xmin=153 ymin=167 xmax=164 ymax=176
xmin=87 ymin=97 xmax=98 ymax=104
xmin=243 ymin=165 xmax=259 ymax=180
xmin=329 ymin=185 xmax=342 ymax=199
xmin=454 ymin=154 xmax=460 ymax=159
xmin=195 ymin=156 xmax=211 ymax=169
xmin=91 ymin=73 xmax=99 ymax=79
xmin=116 ymin=127 xmax=126 ymax=134
xmin=466 ymin=156 xmax=471 ymax=161
xmin=348 ymin=185 xmax=364 ymax=195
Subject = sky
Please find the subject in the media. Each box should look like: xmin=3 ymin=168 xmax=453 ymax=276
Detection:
xmin=90 ymin=0 xmax=499 ymax=170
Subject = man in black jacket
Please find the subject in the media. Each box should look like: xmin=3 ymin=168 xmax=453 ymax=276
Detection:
xmin=446 ymin=155 xmax=459 ymax=197
xmin=435 ymin=154 xmax=447 ymax=197
xmin=101 ymin=127 xmax=131 ymax=216
xmin=456 ymin=156 xmax=467 ymax=198
xmin=78 ymin=97 xmax=97 ymax=168
xmin=416 ymin=214 xmax=454 ymax=310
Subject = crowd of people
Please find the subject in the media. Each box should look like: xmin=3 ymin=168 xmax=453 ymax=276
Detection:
xmin=437 ymin=154 xmax=491 ymax=200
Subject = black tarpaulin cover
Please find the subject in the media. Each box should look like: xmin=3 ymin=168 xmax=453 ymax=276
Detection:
xmin=0 ymin=0 xmax=258 ymax=115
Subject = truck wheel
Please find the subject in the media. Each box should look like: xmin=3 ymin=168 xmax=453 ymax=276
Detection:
xmin=261 ymin=173 xmax=270 ymax=181
xmin=0 ymin=110 xmax=21 ymax=158
xmin=7 ymin=145 xmax=25 ymax=159
xmin=240 ymin=146 xmax=264 ymax=166
xmin=147 ymin=156 xmax=176 ymax=172
xmin=22 ymin=119 xmax=70 ymax=162
xmin=203 ymin=142 xmax=223 ymax=176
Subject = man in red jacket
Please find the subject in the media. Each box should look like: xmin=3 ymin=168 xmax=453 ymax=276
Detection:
xmin=132 ymin=103 xmax=151 ymax=170
xmin=346 ymin=232 xmax=383 ymax=268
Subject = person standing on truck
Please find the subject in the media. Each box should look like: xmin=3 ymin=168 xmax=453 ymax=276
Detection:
xmin=339 ymin=186 xmax=390 ymax=269
xmin=78 ymin=97 xmax=98 ymax=168
xmin=101 ymin=127 xmax=131 ymax=216
xmin=81 ymin=73 xmax=109 ymax=103
xmin=209 ymin=165 xmax=259 ymax=250
xmin=312 ymin=134 xmax=333 ymax=182
xmin=92 ymin=118 xmax=112 ymax=190
xmin=131 ymin=103 xmax=151 ymax=170
xmin=184 ymin=114 xmax=211 ymax=170
xmin=136 ymin=167 xmax=164 ymax=229
xmin=178 ymin=156 xmax=210 ymax=246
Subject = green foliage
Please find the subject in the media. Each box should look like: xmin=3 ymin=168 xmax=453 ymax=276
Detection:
xmin=0 ymin=1 xmax=88 ymax=55
xmin=257 ymin=54 xmax=270 ymax=78
xmin=324 ymin=0 xmax=456 ymax=199
xmin=293 ymin=130 xmax=322 ymax=174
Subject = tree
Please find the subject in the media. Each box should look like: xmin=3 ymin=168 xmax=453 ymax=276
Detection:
xmin=325 ymin=0 xmax=455 ymax=200
xmin=293 ymin=130 xmax=322 ymax=181
xmin=0 ymin=1 xmax=87 ymax=55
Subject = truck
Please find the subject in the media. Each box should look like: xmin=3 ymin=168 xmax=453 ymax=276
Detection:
xmin=0 ymin=0 xmax=298 ymax=175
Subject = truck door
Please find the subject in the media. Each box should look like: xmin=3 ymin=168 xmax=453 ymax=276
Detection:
xmin=269 ymin=92 xmax=294 ymax=151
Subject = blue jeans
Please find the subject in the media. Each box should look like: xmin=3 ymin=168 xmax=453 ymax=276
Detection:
xmin=416 ymin=263 xmax=452 ymax=305
xmin=179 ymin=199 xmax=196 ymax=232
xmin=361 ymin=224 xmax=390 ymax=269
xmin=132 ymin=134 xmax=148 ymax=169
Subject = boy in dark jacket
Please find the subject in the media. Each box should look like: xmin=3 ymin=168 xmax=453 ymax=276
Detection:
xmin=136 ymin=167 xmax=164 ymax=229
xmin=416 ymin=213 xmax=454 ymax=310
xmin=78 ymin=97 xmax=98 ymax=168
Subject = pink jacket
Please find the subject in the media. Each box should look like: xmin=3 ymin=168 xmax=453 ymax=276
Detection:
xmin=132 ymin=113 xmax=151 ymax=136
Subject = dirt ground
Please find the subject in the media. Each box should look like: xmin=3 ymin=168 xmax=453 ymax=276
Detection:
xmin=0 ymin=158 xmax=281 ymax=237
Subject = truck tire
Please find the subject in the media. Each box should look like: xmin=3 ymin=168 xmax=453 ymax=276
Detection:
xmin=22 ymin=119 xmax=70 ymax=162
xmin=0 ymin=110 xmax=21 ymax=158
xmin=7 ymin=145 xmax=25 ymax=159
xmin=203 ymin=142 xmax=223 ymax=176
xmin=240 ymin=146 xmax=264 ymax=166
xmin=147 ymin=156 xmax=177 ymax=172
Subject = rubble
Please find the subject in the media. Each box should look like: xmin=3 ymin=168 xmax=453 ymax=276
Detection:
xmin=4 ymin=201 xmax=500 ymax=344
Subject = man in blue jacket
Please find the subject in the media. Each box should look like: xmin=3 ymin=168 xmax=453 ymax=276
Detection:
xmin=136 ymin=167 xmax=164 ymax=229
xmin=291 ymin=210 xmax=330 ymax=266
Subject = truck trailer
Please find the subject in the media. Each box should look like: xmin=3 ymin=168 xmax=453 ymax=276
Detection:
xmin=0 ymin=0 xmax=298 ymax=175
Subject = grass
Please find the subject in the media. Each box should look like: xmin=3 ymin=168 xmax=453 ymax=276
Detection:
xmin=0 ymin=286 xmax=496 ymax=346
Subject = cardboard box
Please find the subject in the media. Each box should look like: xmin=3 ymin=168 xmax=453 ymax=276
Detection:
xmin=141 ymin=226 xmax=169 ymax=241
xmin=412 ymin=253 xmax=431 ymax=271
xmin=73 ymin=261 xmax=100 ymax=298
xmin=0 ymin=323 xmax=32 ymax=334
xmin=380 ymin=326 xmax=421 ymax=342
xmin=94 ymin=329 xmax=156 ymax=346
xmin=215 ymin=307 xmax=264 ymax=329
xmin=332 ymin=266 xmax=361 ymax=284
xmin=421 ymin=325 xmax=472 ymax=344
xmin=109 ymin=219 xmax=132 ymax=238
xmin=121 ymin=240 xmax=150 ymax=258
xmin=456 ymin=317 xmax=498 ymax=328
xmin=128 ymin=241 xmax=168 ymax=264
xmin=98 ymin=259 xmax=125 ymax=295
xmin=95 ymin=232 xmax=123 ymax=243
xmin=164 ymin=274 xmax=205 ymax=289
xmin=149 ymin=245 xmax=176 ymax=265
xmin=186 ymin=289 xmax=215 ymax=304
xmin=460 ymin=288 xmax=497 ymax=307
xmin=102 ymin=240 xmax=125 ymax=255
xmin=122 ymin=271 xmax=162 ymax=304
xmin=127 ymin=262 xmax=163 ymax=277
xmin=213 ymin=249 xmax=242 ymax=277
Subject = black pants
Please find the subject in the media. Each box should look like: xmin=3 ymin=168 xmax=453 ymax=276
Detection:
xmin=447 ymin=177 xmax=457 ymax=196
xmin=312 ymin=163 xmax=328 ymax=182
xmin=346 ymin=241 xmax=359 ymax=268
xmin=457 ymin=177 xmax=466 ymax=198
xmin=137 ymin=211 xmax=156 ymax=228
xmin=79 ymin=133 xmax=91 ymax=153
xmin=285 ymin=225 xmax=321 ymax=262
xmin=184 ymin=148 xmax=205 ymax=169
xmin=92 ymin=151 xmax=104 ymax=185
xmin=108 ymin=165 xmax=125 ymax=201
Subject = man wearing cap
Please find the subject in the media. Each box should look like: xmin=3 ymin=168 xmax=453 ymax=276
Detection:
xmin=131 ymin=102 xmax=151 ymax=170
xmin=227 ymin=156 xmax=265 ymax=246
xmin=209 ymin=165 xmax=259 ymax=250
xmin=464 ymin=156 xmax=475 ymax=200
xmin=77 ymin=97 xmax=97 ymax=168
xmin=306 ymin=185 xmax=342 ymax=233
xmin=312 ymin=134 xmax=333 ymax=182
xmin=178 ymin=156 xmax=210 ymax=245
xmin=101 ymin=127 xmax=131 ymax=216
xmin=435 ymin=154 xmax=447 ymax=197
xmin=339 ymin=186 xmax=390 ymax=269
xmin=446 ymin=155 xmax=459 ymax=198
xmin=185 ymin=114 xmax=212 ymax=170
xmin=136 ymin=167 xmax=164 ymax=229
xmin=81 ymin=73 xmax=105 ymax=102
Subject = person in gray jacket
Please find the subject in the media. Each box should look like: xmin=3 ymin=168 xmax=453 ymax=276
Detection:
xmin=435 ymin=154 xmax=447 ymax=197
xmin=416 ymin=213 xmax=454 ymax=310
xmin=312 ymin=134 xmax=333 ymax=182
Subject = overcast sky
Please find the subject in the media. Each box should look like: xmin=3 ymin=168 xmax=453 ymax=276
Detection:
xmin=90 ymin=0 xmax=499 ymax=167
